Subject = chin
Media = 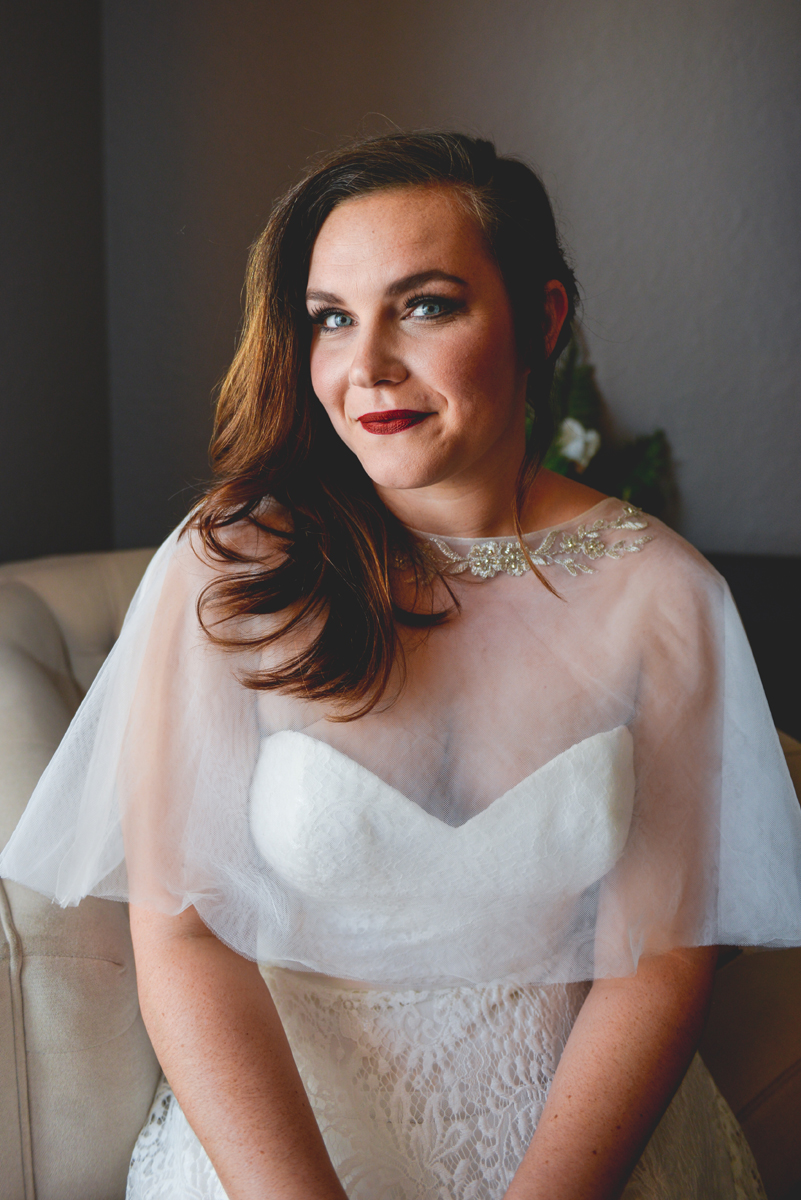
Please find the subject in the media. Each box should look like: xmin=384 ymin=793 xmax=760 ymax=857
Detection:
xmin=357 ymin=455 xmax=450 ymax=494
xmin=364 ymin=471 xmax=435 ymax=494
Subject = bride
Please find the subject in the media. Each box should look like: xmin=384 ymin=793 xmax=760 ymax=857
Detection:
xmin=3 ymin=131 xmax=801 ymax=1200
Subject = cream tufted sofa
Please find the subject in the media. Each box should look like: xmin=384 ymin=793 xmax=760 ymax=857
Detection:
xmin=0 ymin=549 xmax=159 ymax=1200
xmin=1 ymin=548 xmax=800 ymax=1199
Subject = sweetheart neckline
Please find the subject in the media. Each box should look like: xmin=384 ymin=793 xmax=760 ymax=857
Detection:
xmin=258 ymin=725 xmax=631 ymax=831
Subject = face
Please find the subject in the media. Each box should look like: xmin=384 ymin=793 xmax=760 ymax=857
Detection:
xmin=306 ymin=186 xmax=531 ymax=512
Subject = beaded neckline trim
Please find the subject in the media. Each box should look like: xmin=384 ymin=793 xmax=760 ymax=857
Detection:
xmin=422 ymin=504 xmax=653 ymax=579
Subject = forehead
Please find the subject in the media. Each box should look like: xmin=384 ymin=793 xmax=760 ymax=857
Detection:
xmin=307 ymin=186 xmax=492 ymax=287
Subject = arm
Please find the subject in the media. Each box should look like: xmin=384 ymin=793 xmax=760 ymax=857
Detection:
xmin=130 ymin=904 xmax=348 ymax=1200
xmin=504 ymin=945 xmax=718 ymax=1200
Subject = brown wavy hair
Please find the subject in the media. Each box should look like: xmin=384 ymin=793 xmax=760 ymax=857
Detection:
xmin=192 ymin=130 xmax=579 ymax=718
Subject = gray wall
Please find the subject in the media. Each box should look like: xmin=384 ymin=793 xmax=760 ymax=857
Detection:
xmin=0 ymin=0 xmax=110 ymax=562
xmin=103 ymin=0 xmax=396 ymax=546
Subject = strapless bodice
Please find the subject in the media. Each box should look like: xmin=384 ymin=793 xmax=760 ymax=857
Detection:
xmin=248 ymin=726 xmax=635 ymax=985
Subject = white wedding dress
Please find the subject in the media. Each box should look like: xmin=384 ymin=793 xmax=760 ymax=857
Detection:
xmin=128 ymin=981 xmax=763 ymax=1200
xmin=3 ymin=498 xmax=799 ymax=1199
xmin=127 ymin=728 xmax=764 ymax=1200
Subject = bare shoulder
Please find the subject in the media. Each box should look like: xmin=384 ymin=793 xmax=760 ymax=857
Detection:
xmin=522 ymin=469 xmax=608 ymax=531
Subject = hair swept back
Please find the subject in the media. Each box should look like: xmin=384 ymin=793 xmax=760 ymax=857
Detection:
xmin=191 ymin=129 xmax=579 ymax=719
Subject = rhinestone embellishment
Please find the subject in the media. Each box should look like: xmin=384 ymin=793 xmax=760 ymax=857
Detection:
xmin=425 ymin=504 xmax=653 ymax=579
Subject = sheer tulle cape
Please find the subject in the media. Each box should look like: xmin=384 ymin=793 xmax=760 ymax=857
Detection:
xmin=2 ymin=498 xmax=800 ymax=986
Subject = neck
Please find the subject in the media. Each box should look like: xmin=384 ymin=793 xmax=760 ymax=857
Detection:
xmin=375 ymin=421 xmax=529 ymax=538
xmin=378 ymin=477 xmax=523 ymax=539
xmin=377 ymin=468 xmax=610 ymax=540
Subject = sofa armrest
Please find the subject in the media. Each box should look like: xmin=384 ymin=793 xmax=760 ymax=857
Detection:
xmin=1 ymin=880 xmax=161 ymax=1200
xmin=0 ymin=547 xmax=156 ymax=693
xmin=0 ymin=575 xmax=161 ymax=1200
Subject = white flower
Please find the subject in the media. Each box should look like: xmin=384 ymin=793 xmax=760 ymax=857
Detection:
xmin=557 ymin=417 xmax=601 ymax=470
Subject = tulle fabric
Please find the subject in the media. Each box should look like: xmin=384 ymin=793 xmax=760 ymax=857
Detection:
xmin=2 ymin=497 xmax=800 ymax=986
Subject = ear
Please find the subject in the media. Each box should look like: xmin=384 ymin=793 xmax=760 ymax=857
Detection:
xmin=543 ymin=280 xmax=570 ymax=358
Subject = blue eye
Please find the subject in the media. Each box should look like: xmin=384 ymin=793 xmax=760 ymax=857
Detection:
xmin=410 ymin=299 xmax=446 ymax=318
xmin=322 ymin=311 xmax=353 ymax=329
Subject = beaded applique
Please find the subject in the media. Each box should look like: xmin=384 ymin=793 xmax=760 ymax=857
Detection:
xmin=424 ymin=504 xmax=653 ymax=579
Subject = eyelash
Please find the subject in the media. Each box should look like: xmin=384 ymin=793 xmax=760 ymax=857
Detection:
xmin=309 ymin=293 xmax=459 ymax=330
xmin=405 ymin=293 xmax=457 ymax=318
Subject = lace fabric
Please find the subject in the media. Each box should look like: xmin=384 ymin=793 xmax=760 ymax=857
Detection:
xmin=126 ymin=970 xmax=766 ymax=1200
xmin=265 ymin=970 xmax=585 ymax=1198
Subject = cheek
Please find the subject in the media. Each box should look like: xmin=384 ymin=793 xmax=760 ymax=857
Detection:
xmin=437 ymin=323 xmax=521 ymax=416
xmin=309 ymin=346 xmax=346 ymax=418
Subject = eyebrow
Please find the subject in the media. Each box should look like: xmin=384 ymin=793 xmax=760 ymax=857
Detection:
xmin=305 ymin=270 xmax=469 ymax=306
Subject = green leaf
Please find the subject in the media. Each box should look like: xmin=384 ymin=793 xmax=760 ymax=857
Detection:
xmin=542 ymin=332 xmax=674 ymax=518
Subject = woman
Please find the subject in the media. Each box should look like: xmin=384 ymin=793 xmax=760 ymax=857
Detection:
xmin=3 ymin=131 xmax=801 ymax=1200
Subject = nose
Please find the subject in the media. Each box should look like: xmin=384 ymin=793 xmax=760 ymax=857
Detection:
xmin=348 ymin=322 xmax=408 ymax=390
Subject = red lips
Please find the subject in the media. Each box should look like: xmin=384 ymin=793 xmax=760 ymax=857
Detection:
xmin=357 ymin=410 xmax=432 ymax=435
